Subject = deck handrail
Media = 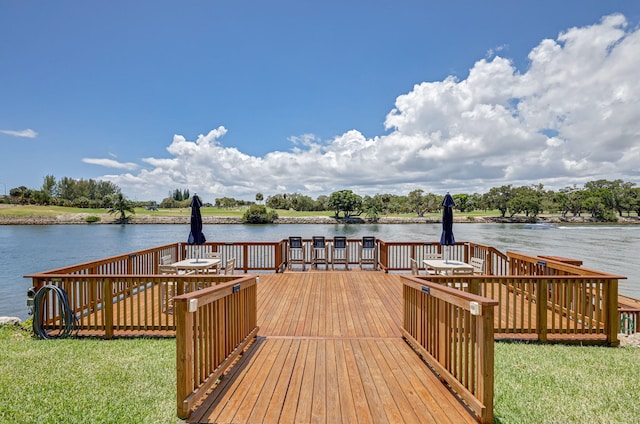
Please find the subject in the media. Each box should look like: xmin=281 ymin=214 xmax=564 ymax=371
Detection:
xmin=26 ymin=240 xmax=633 ymax=339
xmin=401 ymin=275 xmax=498 ymax=424
xmin=26 ymin=273 xmax=243 ymax=339
xmin=173 ymin=275 xmax=259 ymax=419
xmin=422 ymin=274 xmax=621 ymax=345
xmin=507 ymin=251 xmax=625 ymax=278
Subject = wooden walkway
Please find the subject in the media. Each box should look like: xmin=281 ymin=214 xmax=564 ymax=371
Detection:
xmin=188 ymin=271 xmax=477 ymax=424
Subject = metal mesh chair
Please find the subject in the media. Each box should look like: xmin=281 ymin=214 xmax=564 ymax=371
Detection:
xmin=288 ymin=237 xmax=306 ymax=271
xmin=359 ymin=236 xmax=378 ymax=270
xmin=331 ymin=236 xmax=349 ymax=270
xmin=311 ymin=236 xmax=328 ymax=270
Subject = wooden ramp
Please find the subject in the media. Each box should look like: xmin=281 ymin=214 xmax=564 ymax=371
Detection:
xmin=188 ymin=271 xmax=477 ymax=424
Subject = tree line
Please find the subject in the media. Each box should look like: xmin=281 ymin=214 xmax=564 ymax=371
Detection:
xmin=259 ymin=179 xmax=640 ymax=221
xmin=4 ymin=176 xmax=639 ymax=222
xmin=5 ymin=175 xmax=124 ymax=208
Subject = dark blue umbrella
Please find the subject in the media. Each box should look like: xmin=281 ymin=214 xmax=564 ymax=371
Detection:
xmin=187 ymin=194 xmax=206 ymax=260
xmin=440 ymin=192 xmax=455 ymax=263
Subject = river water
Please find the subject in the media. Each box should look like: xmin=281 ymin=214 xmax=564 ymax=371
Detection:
xmin=1 ymin=223 xmax=638 ymax=320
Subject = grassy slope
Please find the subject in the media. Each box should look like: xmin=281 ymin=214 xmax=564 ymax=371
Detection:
xmin=0 ymin=204 xmax=505 ymax=219
xmin=1 ymin=325 xmax=639 ymax=423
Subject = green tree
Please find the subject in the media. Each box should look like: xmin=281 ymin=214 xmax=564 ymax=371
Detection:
xmin=453 ymin=193 xmax=472 ymax=213
xmin=255 ymin=192 xmax=264 ymax=204
xmin=42 ymin=175 xmax=56 ymax=197
xmin=484 ymin=185 xmax=513 ymax=217
xmin=328 ymin=190 xmax=363 ymax=218
xmin=508 ymin=185 xmax=544 ymax=217
xmin=266 ymin=193 xmax=290 ymax=210
xmin=242 ymin=205 xmax=278 ymax=224
xmin=362 ymin=195 xmax=385 ymax=220
xmin=408 ymin=189 xmax=428 ymax=217
xmin=108 ymin=193 xmax=135 ymax=222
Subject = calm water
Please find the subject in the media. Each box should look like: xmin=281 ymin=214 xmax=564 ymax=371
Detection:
xmin=1 ymin=223 xmax=638 ymax=320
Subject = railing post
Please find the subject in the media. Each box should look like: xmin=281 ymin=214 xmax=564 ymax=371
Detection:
xmin=606 ymin=279 xmax=619 ymax=346
xmin=537 ymin=279 xmax=548 ymax=343
xmin=243 ymin=244 xmax=249 ymax=273
xmin=477 ymin=306 xmax=495 ymax=424
xmin=103 ymin=279 xmax=114 ymax=340
xmin=176 ymin=299 xmax=194 ymax=419
xmin=275 ymin=241 xmax=283 ymax=272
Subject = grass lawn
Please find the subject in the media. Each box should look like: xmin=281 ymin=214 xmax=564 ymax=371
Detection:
xmin=0 ymin=204 xmax=508 ymax=220
xmin=1 ymin=324 xmax=639 ymax=423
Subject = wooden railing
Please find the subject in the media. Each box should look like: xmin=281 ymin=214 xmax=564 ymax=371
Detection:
xmin=422 ymin=274 xmax=620 ymax=345
xmin=182 ymin=241 xmax=285 ymax=273
xmin=401 ymin=275 xmax=498 ymax=424
xmin=378 ymin=240 xmax=509 ymax=275
xmin=26 ymin=241 xmax=632 ymax=341
xmin=28 ymin=272 xmax=243 ymax=338
xmin=619 ymin=294 xmax=640 ymax=335
xmin=174 ymin=275 xmax=259 ymax=419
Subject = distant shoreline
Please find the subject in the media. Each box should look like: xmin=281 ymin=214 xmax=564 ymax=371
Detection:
xmin=1 ymin=213 xmax=638 ymax=225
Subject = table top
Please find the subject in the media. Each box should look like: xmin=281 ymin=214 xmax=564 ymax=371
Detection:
xmin=172 ymin=258 xmax=221 ymax=269
xmin=422 ymin=259 xmax=473 ymax=270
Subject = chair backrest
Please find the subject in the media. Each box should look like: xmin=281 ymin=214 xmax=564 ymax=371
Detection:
xmin=160 ymin=255 xmax=173 ymax=265
xmin=333 ymin=236 xmax=347 ymax=249
xmin=424 ymin=252 xmax=442 ymax=260
xmin=410 ymin=258 xmax=419 ymax=275
xmin=312 ymin=236 xmax=325 ymax=249
xmin=362 ymin=236 xmax=376 ymax=249
xmin=471 ymin=257 xmax=485 ymax=274
xmin=225 ymin=258 xmax=235 ymax=275
xmin=158 ymin=265 xmax=178 ymax=274
xmin=205 ymin=251 xmax=221 ymax=259
xmin=289 ymin=237 xmax=303 ymax=249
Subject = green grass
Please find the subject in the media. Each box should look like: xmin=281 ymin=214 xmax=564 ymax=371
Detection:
xmin=0 ymin=204 xmax=503 ymax=219
xmin=1 ymin=325 xmax=639 ymax=423
xmin=494 ymin=341 xmax=640 ymax=423
xmin=0 ymin=325 xmax=179 ymax=424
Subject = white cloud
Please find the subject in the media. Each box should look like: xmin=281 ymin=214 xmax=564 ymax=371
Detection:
xmin=0 ymin=128 xmax=38 ymax=138
xmin=82 ymin=158 xmax=139 ymax=171
xmin=104 ymin=14 xmax=640 ymax=201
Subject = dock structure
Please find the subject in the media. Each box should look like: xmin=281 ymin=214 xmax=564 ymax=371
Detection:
xmin=26 ymin=238 xmax=633 ymax=423
xmin=188 ymin=271 xmax=478 ymax=424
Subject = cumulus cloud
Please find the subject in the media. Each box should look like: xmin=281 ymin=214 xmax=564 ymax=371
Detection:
xmin=104 ymin=14 xmax=640 ymax=200
xmin=82 ymin=158 xmax=138 ymax=171
xmin=0 ymin=128 xmax=38 ymax=138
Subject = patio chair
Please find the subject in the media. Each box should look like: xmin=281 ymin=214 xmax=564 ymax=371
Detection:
xmin=423 ymin=252 xmax=442 ymax=275
xmin=410 ymin=258 xmax=419 ymax=275
xmin=158 ymin=265 xmax=193 ymax=313
xmin=331 ymin=236 xmax=349 ymax=270
xmin=311 ymin=236 xmax=328 ymax=270
xmin=225 ymin=258 xmax=236 ymax=275
xmin=205 ymin=251 xmax=222 ymax=274
xmin=470 ymin=257 xmax=485 ymax=275
xmin=288 ymin=237 xmax=306 ymax=271
xmin=359 ymin=236 xmax=378 ymax=270
xmin=160 ymin=255 xmax=173 ymax=265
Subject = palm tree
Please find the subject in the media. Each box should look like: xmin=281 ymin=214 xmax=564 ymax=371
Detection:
xmin=108 ymin=193 xmax=135 ymax=223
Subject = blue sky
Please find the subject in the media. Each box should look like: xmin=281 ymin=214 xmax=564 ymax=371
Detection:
xmin=2 ymin=1 xmax=640 ymax=202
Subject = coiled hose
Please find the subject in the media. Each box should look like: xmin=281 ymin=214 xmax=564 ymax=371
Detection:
xmin=32 ymin=285 xmax=78 ymax=339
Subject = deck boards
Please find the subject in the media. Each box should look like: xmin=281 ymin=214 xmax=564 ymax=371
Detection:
xmin=189 ymin=271 xmax=476 ymax=424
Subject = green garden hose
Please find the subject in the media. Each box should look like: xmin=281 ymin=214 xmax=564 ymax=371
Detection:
xmin=32 ymin=285 xmax=78 ymax=339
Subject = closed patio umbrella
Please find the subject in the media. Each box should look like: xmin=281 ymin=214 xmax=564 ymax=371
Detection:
xmin=440 ymin=192 xmax=455 ymax=263
xmin=187 ymin=194 xmax=206 ymax=261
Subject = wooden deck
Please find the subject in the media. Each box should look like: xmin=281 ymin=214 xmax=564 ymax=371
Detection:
xmin=188 ymin=271 xmax=477 ymax=424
